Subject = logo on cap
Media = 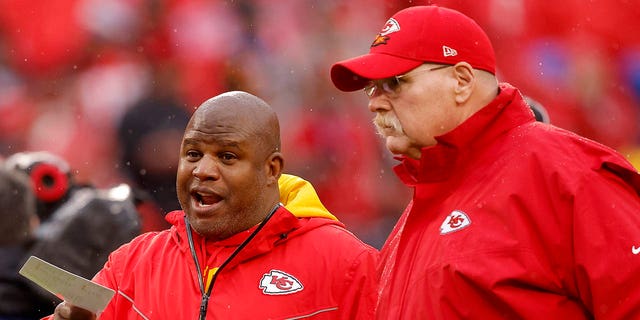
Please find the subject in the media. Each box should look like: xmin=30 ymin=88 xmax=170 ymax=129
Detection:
xmin=443 ymin=46 xmax=458 ymax=57
xmin=380 ymin=18 xmax=400 ymax=36
xmin=371 ymin=18 xmax=400 ymax=47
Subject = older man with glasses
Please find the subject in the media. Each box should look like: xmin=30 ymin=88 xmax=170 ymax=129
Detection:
xmin=330 ymin=5 xmax=640 ymax=320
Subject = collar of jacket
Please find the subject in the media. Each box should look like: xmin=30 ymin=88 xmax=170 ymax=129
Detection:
xmin=167 ymin=207 xmax=297 ymax=271
xmin=393 ymin=83 xmax=534 ymax=185
xmin=165 ymin=206 xmax=343 ymax=268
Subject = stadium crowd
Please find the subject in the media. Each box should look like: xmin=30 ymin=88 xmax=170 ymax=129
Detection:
xmin=0 ymin=0 xmax=638 ymax=249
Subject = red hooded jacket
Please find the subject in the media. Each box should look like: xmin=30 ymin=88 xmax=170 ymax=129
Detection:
xmin=376 ymin=83 xmax=640 ymax=319
xmin=45 ymin=175 xmax=378 ymax=319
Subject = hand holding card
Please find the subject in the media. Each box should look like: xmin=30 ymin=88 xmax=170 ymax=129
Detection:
xmin=18 ymin=256 xmax=115 ymax=314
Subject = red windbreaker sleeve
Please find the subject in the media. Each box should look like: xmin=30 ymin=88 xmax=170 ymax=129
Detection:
xmin=572 ymin=167 xmax=640 ymax=318
xmin=338 ymin=247 xmax=379 ymax=320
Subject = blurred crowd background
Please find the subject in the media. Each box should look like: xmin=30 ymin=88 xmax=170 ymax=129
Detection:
xmin=0 ymin=0 xmax=639 ymax=249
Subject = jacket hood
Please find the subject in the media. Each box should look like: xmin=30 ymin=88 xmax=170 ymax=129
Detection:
xmin=278 ymin=174 xmax=337 ymax=220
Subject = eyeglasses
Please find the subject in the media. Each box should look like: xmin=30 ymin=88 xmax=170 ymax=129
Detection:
xmin=363 ymin=65 xmax=451 ymax=98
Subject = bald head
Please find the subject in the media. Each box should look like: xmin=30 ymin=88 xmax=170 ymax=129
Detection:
xmin=177 ymin=91 xmax=284 ymax=240
xmin=190 ymin=91 xmax=281 ymax=156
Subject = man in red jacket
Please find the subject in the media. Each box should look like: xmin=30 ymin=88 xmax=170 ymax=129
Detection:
xmin=330 ymin=5 xmax=640 ymax=319
xmin=50 ymin=91 xmax=378 ymax=319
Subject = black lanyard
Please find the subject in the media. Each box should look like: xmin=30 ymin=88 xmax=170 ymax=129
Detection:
xmin=185 ymin=203 xmax=281 ymax=320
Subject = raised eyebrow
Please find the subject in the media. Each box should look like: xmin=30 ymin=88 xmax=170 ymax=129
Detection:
xmin=181 ymin=138 xmax=200 ymax=147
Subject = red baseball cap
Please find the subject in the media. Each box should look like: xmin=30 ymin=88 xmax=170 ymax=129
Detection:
xmin=330 ymin=5 xmax=496 ymax=92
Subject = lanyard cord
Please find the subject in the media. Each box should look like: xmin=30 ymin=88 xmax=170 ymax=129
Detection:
xmin=185 ymin=203 xmax=281 ymax=320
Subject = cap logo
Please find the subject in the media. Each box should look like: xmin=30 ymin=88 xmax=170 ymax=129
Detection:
xmin=380 ymin=18 xmax=400 ymax=36
xmin=371 ymin=34 xmax=389 ymax=47
xmin=442 ymin=46 xmax=458 ymax=57
xmin=371 ymin=18 xmax=400 ymax=47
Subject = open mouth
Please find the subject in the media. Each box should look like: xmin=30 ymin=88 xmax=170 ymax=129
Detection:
xmin=192 ymin=190 xmax=222 ymax=207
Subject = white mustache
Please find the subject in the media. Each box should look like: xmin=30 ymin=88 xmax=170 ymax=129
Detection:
xmin=373 ymin=113 xmax=404 ymax=136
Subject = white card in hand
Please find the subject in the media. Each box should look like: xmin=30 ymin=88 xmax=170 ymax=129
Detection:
xmin=18 ymin=256 xmax=115 ymax=314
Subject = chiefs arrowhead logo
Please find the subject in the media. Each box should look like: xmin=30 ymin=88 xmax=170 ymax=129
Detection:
xmin=371 ymin=34 xmax=389 ymax=47
xmin=371 ymin=18 xmax=400 ymax=47
xmin=259 ymin=270 xmax=303 ymax=295
xmin=380 ymin=18 xmax=400 ymax=36
xmin=440 ymin=210 xmax=471 ymax=235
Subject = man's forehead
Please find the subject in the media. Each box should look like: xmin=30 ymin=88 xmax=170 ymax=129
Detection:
xmin=183 ymin=125 xmax=251 ymax=141
xmin=193 ymin=104 xmax=255 ymax=126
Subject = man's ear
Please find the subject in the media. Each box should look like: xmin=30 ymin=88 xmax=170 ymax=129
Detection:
xmin=266 ymin=152 xmax=284 ymax=185
xmin=452 ymin=62 xmax=475 ymax=104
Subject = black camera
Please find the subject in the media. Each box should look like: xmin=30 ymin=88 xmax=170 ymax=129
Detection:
xmin=1 ymin=152 xmax=141 ymax=318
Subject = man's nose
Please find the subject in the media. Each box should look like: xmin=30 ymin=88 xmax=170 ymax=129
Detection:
xmin=368 ymin=95 xmax=392 ymax=113
xmin=192 ymin=155 xmax=220 ymax=180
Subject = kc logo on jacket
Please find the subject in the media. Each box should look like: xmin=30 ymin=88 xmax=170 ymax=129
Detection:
xmin=440 ymin=210 xmax=471 ymax=234
xmin=259 ymin=270 xmax=304 ymax=295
